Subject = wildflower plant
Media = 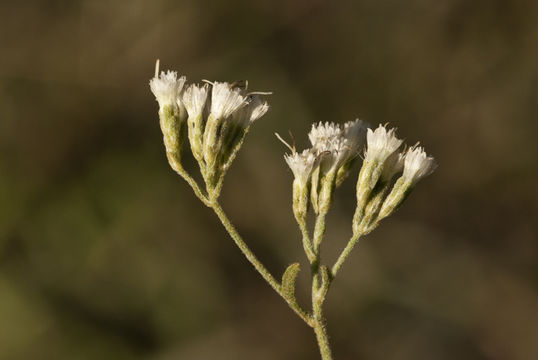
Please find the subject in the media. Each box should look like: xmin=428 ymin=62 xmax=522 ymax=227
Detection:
xmin=149 ymin=61 xmax=436 ymax=360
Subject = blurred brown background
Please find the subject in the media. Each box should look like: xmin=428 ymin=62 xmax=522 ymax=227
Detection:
xmin=1 ymin=0 xmax=537 ymax=359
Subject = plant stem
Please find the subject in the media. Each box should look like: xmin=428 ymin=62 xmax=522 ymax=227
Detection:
xmin=308 ymin=210 xmax=334 ymax=359
xmin=313 ymin=317 xmax=333 ymax=360
xmin=297 ymin=218 xmax=316 ymax=264
xmin=331 ymin=232 xmax=361 ymax=277
xmin=167 ymin=154 xmax=212 ymax=207
xmin=313 ymin=212 xmax=327 ymax=253
xmin=312 ymin=266 xmax=333 ymax=360
xmin=211 ymin=201 xmax=312 ymax=325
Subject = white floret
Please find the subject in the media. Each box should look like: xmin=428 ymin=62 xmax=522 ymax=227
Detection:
xmin=343 ymin=119 xmax=369 ymax=152
xmin=210 ymin=82 xmax=248 ymax=119
xmin=364 ymin=124 xmax=403 ymax=163
xmin=284 ymin=149 xmax=318 ymax=186
xmin=308 ymin=122 xmax=343 ymax=150
xmin=402 ymin=145 xmax=437 ymax=184
xmin=309 ymin=121 xmax=368 ymax=173
xmin=232 ymin=96 xmax=270 ymax=128
xmin=247 ymin=96 xmax=270 ymax=123
xmin=149 ymin=70 xmax=186 ymax=110
xmin=182 ymin=83 xmax=209 ymax=118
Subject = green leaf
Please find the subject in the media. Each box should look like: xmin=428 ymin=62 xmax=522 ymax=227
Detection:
xmin=281 ymin=263 xmax=301 ymax=303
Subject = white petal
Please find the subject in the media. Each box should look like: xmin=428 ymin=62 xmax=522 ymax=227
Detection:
xmin=210 ymin=82 xmax=247 ymax=119
xmin=364 ymin=124 xmax=403 ymax=163
xmin=402 ymin=146 xmax=437 ymax=184
xmin=284 ymin=149 xmax=317 ymax=185
xmin=149 ymin=70 xmax=186 ymax=109
xmin=182 ymin=83 xmax=209 ymax=118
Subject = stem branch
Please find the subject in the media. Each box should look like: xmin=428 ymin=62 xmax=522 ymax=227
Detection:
xmin=168 ymin=154 xmax=212 ymax=207
xmin=331 ymin=232 xmax=361 ymax=277
xmin=211 ymin=202 xmax=312 ymax=325
xmin=297 ymin=219 xmax=316 ymax=264
xmin=312 ymin=266 xmax=333 ymax=360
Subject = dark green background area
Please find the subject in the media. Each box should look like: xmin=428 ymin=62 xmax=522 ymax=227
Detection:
xmin=1 ymin=0 xmax=537 ymax=359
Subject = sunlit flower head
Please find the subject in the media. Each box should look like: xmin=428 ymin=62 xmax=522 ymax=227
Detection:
xmin=210 ymin=82 xmax=248 ymax=119
xmin=308 ymin=122 xmax=342 ymax=149
xmin=284 ymin=149 xmax=318 ymax=186
xmin=232 ymin=95 xmax=270 ymax=127
xmin=364 ymin=124 xmax=403 ymax=163
xmin=150 ymin=70 xmax=186 ymax=110
xmin=182 ymin=83 xmax=209 ymax=118
xmin=402 ymin=145 xmax=437 ymax=184
xmin=343 ymin=119 xmax=369 ymax=154
xmin=308 ymin=121 xmax=368 ymax=173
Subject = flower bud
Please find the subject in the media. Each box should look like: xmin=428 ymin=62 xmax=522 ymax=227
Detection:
xmin=149 ymin=70 xmax=186 ymax=112
xmin=353 ymin=125 xmax=402 ymax=232
xmin=220 ymin=95 xmax=269 ymax=169
xmin=183 ymin=83 xmax=209 ymax=163
xmin=284 ymin=149 xmax=318 ymax=221
xmin=149 ymin=68 xmax=187 ymax=170
xmin=377 ymin=145 xmax=436 ymax=219
xmin=335 ymin=119 xmax=369 ymax=186
xmin=203 ymin=82 xmax=248 ymax=187
xmin=308 ymin=120 xmax=368 ymax=213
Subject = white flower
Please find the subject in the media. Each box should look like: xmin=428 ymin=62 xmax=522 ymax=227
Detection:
xmin=149 ymin=70 xmax=186 ymax=110
xmin=364 ymin=124 xmax=403 ymax=164
xmin=343 ymin=119 xmax=369 ymax=152
xmin=210 ymin=82 xmax=248 ymax=119
xmin=232 ymin=96 xmax=270 ymax=128
xmin=308 ymin=121 xmax=368 ymax=174
xmin=402 ymin=146 xmax=437 ymax=184
xmin=308 ymin=122 xmax=342 ymax=149
xmin=246 ymin=96 xmax=270 ymax=123
xmin=381 ymin=151 xmax=405 ymax=182
xmin=284 ymin=149 xmax=318 ymax=186
xmin=182 ymin=83 xmax=209 ymax=118
xmin=322 ymin=137 xmax=351 ymax=171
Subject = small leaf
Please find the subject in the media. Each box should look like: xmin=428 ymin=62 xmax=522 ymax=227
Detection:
xmin=281 ymin=263 xmax=301 ymax=303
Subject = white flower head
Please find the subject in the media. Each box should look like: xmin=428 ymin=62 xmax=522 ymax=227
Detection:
xmin=381 ymin=151 xmax=405 ymax=182
xmin=402 ymin=145 xmax=437 ymax=184
xmin=232 ymin=95 xmax=270 ymax=128
xmin=324 ymin=137 xmax=352 ymax=171
xmin=364 ymin=124 xmax=403 ymax=163
xmin=308 ymin=122 xmax=343 ymax=149
xmin=150 ymin=70 xmax=186 ymax=110
xmin=343 ymin=119 xmax=369 ymax=153
xmin=210 ymin=82 xmax=248 ymax=119
xmin=182 ymin=83 xmax=209 ymax=118
xmin=247 ymin=96 xmax=270 ymax=123
xmin=284 ymin=149 xmax=318 ymax=186
xmin=309 ymin=121 xmax=367 ymax=173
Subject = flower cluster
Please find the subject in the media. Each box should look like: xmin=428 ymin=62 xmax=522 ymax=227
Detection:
xmin=150 ymin=62 xmax=269 ymax=200
xmin=354 ymin=125 xmax=436 ymax=233
xmin=281 ymin=121 xmax=436 ymax=234
xmin=280 ymin=120 xmax=368 ymax=220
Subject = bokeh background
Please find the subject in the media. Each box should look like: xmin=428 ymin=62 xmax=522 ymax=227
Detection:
xmin=1 ymin=0 xmax=537 ymax=359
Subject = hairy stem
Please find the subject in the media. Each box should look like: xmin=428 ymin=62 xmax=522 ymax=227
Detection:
xmin=313 ymin=317 xmax=333 ymax=360
xmin=297 ymin=218 xmax=316 ymax=264
xmin=313 ymin=212 xmax=327 ymax=253
xmin=331 ymin=232 xmax=361 ymax=277
xmin=312 ymin=266 xmax=333 ymax=360
xmin=308 ymin=210 xmax=334 ymax=359
xmin=211 ymin=202 xmax=312 ymax=325
xmin=167 ymin=154 xmax=212 ymax=207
